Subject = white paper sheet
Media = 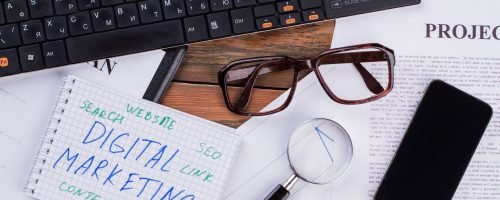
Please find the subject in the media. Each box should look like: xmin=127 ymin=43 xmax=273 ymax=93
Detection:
xmin=0 ymin=50 xmax=165 ymax=199
xmin=26 ymin=76 xmax=240 ymax=200
xmin=224 ymin=1 xmax=500 ymax=199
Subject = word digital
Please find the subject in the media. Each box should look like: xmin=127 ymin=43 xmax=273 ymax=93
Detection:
xmin=25 ymin=76 xmax=240 ymax=200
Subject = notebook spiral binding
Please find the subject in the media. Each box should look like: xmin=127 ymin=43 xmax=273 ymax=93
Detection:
xmin=24 ymin=77 xmax=76 ymax=195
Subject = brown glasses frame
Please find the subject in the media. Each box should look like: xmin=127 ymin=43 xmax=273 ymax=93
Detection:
xmin=218 ymin=43 xmax=396 ymax=116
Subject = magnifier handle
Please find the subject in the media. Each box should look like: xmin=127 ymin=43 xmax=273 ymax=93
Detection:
xmin=264 ymin=175 xmax=299 ymax=200
xmin=264 ymin=185 xmax=290 ymax=200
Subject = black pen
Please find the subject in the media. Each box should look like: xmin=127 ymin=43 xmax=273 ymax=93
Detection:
xmin=143 ymin=46 xmax=188 ymax=103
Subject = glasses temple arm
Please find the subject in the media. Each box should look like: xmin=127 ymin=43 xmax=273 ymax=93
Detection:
xmin=234 ymin=73 xmax=257 ymax=110
xmin=232 ymin=61 xmax=293 ymax=110
xmin=353 ymin=63 xmax=384 ymax=94
xmin=225 ymin=62 xmax=294 ymax=82
xmin=320 ymin=51 xmax=386 ymax=94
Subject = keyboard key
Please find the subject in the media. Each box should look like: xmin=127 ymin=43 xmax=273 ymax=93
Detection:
xmin=45 ymin=16 xmax=69 ymax=40
xmin=302 ymin=8 xmax=324 ymax=22
xmin=68 ymin=12 xmax=93 ymax=36
xmin=234 ymin=0 xmax=256 ymax=7
xmin=28 ymin=0 xmax=54 ymax=18
xmin=20 ymin=20 xmax=45 ymax=44
xmin=78 ymin=0 xmax=100 ymax=10
xmin=184 ymin=15 xmax=209 ymax=42
xmin=162 ymin=0 xmax=186 ymax=19
xmin=258 ymin=0 xmax=275 ymax=2
xmin=0 ymin=5 xmax=5 ymax=24
xmin=207 ymin=11 xmax=231 ymax=38
xmin=324 ymin=0 xmax=342 ymax=18
xmin=279 ymin=12 xmax=302 ymax=26
xmin=91 ymin=8 xmax=116 ymax=31
xmin=0 ymin=24 xmax=22 ymax=48
xmin=115 ymin=3 xmax=140 ymax=27
xmin=230 ymin=7 xmax=255 ymax=34
xmin=254 ymin=4 xmax=275 ymax=17
xmin=138 ymin=0 xmax=163 ymax=23
xmin=256 ymin=16 xmax=278 ymax=30
xmin=102 ymin=0 xmax=124 ymax=6
xmin=277 ymin=0 xmax=298 ymax=13
xmin=19 ymin=44 xmax=44 ymax=72
xmin=54 ymin=0 xmax=78 ymax=15
xmin=210 ymin=0 xmax=232 ymax=11
xmin=43 ymin=40 xmax=68 ymax=67
xmin=66 ymin=20 xmax=185 ymax=63
xmin=0 ymin=48 xmax=21 ymax=76
xmin=300 ymin=0 xmax=321 ymax=9
xmin=186 ymin=0 xmax=210 ymax=15
xmin=4 ymin=0 xmax=29 ymax=22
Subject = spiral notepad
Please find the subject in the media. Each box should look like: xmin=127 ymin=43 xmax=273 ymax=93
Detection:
xmin=25 ymin=76 xmax=240 ymax=200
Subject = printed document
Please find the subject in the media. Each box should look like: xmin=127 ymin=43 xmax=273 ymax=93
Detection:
xmin=224 ymin=0 xmax=500 ymax=199
xmin=0 ymin=50 xmax=165 ymax=199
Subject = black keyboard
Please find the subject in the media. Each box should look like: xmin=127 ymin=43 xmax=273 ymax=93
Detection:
xmin=0 ymin=0 xmax=420 ymax=77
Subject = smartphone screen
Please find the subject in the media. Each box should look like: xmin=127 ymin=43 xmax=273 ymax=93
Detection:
xmin=374 ymin=80 xmax=493 ymax=200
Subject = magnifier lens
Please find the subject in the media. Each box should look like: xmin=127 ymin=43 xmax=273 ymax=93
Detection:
xmin=288 ymin=118 xmax=353 ymax=184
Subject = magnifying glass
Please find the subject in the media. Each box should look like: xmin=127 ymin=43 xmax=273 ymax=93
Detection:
xmin=264 ymin=118 xmax=353 ymax=200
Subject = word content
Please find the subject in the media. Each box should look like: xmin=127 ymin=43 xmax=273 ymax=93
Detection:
xmin=58 ymin=181 xmax=101 ymax=200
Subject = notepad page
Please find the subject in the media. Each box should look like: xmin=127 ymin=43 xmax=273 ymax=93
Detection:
xmin=25 ymin=76 xmax=240 ymax=200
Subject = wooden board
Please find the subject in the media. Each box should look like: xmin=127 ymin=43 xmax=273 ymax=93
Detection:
xmin=160 ymin=21 xmax=335 ymax=128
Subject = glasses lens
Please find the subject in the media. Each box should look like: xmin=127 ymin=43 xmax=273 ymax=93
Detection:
xmin=317 ymin=48 xmax=391 ymax=101
xmin=224 ymin=58 xmax=295 ymax=114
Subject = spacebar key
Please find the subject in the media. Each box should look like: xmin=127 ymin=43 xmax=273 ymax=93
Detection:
xmin=66 ymin=20 xmax=185 ymax=63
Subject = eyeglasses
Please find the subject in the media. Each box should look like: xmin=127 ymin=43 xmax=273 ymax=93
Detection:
xmin=218 ymin=43 xmax=395 ymax=116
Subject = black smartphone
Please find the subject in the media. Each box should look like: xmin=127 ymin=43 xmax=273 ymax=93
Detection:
xmin=374 ymin=80 xmax=493 ymax=200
